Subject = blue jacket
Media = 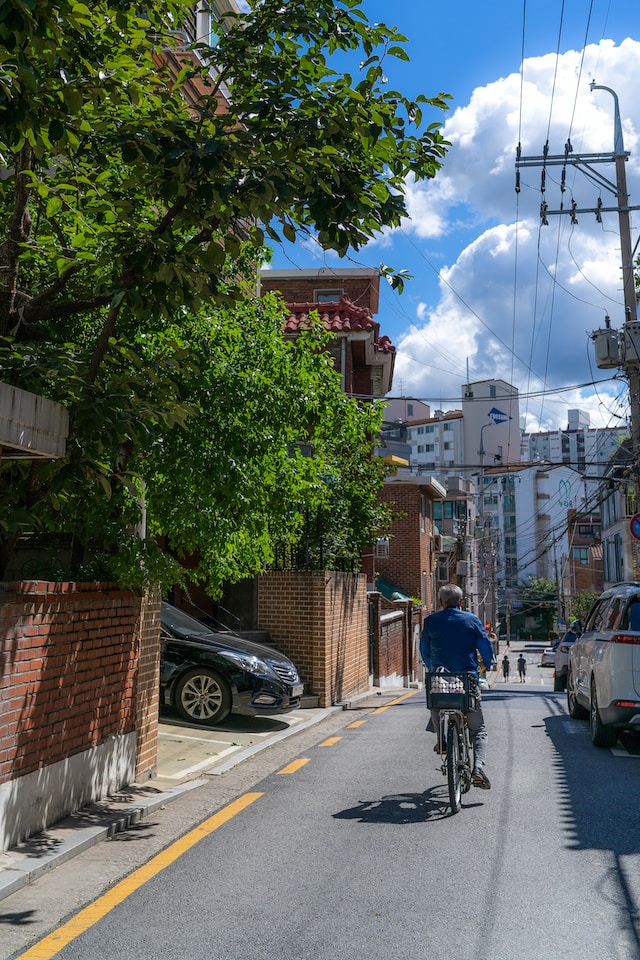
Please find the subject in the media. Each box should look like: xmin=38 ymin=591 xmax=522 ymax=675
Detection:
xmin=420 ymin=606 xmax=495 ymax=678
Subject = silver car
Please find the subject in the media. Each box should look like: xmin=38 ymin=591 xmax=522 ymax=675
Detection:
xmin=567 ymin=583 xmax=640 ymax=747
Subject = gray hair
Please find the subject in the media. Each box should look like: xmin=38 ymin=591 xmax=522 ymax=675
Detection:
xmin=439 ymin=583 xmax=463 ymax=608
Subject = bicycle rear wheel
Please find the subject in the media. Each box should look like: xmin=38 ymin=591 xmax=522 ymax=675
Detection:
xmin=446 ymin=717 xmax=462 ymax=814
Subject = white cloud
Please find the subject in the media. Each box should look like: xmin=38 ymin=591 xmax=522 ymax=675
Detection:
xmin=392 ymin=38 xmax=640 ymax=431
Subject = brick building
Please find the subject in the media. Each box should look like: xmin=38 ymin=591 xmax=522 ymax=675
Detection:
xmin=375 ymin=472 xmax=447 ymax=610
xmin=259 ymin=268 xmax=395 ymax=400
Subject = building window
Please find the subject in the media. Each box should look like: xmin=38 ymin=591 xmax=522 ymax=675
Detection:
xmin=577 ymin=524 xmax=598 ymax=537
xmin=420 ymin=494 xmax=426 ymax=533
xmin=490 ymin=385 xmax=497 ymax=398
xmin=573 ymin=547 xmax=589 ymax=565
xmin=426 ymin=424 xmax=435 ymax=433
xmin=443 ymin=422 xmax=453 ymax=431
xmin=425 ymin=443 xmax=435 ymax=452
xmin=417 ymin=426 xmax=425 ymax=435
xmin=375 ymin=538 xmax=390 ymax=558
xmin=407 ymin=403 xmax=413 ymax=416
xmin=314 ymin=288 xmax=344 ymax=302
xmin=444 ymin=441 xmax=454 ymax=450
xmin=417 ymin=445 xmax=425 ymax=453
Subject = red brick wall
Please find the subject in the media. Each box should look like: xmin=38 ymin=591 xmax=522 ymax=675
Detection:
xmin=256 ymin=570 xmax=369 ymax=707
xmin=376 ymin=484 xmax=434 ymax=603
xmin=260 ymin=275 xmax=379 ymax=313
xmin=0 ymin=582 xmax=159 ymax=786
xmin=378 ymin=612 xmax=406 ymax=681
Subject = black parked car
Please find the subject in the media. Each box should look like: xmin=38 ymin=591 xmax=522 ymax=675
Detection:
xmin=160 ymin=602 xmax=304 ymax=725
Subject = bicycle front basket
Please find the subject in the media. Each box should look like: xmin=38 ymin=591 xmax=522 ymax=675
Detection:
xmin=425 ymin=672 xmax=474 ymax=710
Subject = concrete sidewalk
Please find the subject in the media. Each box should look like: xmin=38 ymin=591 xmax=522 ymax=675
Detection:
xmin=0 ymin=690 xmax=408 ymax=902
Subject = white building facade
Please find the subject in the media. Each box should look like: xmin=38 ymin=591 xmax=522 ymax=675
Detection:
xmin=521 ymin=409 xmax=628 ymax=475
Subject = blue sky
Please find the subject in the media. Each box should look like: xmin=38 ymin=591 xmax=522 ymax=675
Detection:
xmin=266 ymin=1 xmax=640 ymax=432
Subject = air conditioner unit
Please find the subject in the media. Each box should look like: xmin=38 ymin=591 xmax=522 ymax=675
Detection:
xmin=434 ymin=534 xmax=444 ymax=551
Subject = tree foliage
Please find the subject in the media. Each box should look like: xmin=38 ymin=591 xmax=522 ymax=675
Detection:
xmin=521 ymin=576 xmax=558 ymax=634
xmin=0 ymin=0 xmax=449 ymax=589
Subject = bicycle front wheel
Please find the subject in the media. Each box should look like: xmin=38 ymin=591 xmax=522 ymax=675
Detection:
xmin=446 ymin=717 xmax=462 ymax=814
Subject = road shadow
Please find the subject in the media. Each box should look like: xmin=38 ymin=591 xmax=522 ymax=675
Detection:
xmin=159 ymin=708 xmax=290 ymax=735
xmin=332 ymin=788 xmax=484 ymax=824
xmin=545 ymin=709 xmax=640 ymax=956
xmin=0 ymin=909 xmax=37 ymax=927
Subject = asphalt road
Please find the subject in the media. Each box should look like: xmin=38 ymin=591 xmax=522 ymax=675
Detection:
xmin=4 ymin=653 xmax=640 ymax=960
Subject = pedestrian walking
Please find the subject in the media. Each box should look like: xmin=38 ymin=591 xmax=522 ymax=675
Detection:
xmin=517 ymin=653 xmax=527 ymax=682
xmin=502 ymin=653 xmax=510 ymax=682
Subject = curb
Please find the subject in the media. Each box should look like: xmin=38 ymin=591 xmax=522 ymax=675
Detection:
xmin=0 ymin=779 xmax=207 ymax=902
xmin=0 ymin=706 xmax=341 ymax=902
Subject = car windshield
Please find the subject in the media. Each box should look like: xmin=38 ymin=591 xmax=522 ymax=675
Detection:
xmin=161 ymin=604 xmax=217 ymax=639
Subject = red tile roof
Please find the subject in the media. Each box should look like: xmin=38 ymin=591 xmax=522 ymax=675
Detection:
xmin=282 ymin=295 xmax=395 ymax=353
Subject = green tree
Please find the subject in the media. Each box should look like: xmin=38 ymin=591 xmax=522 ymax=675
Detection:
xmin=0 ymin=0 xmax=448 ymax=587
xmin=569 ymin=591 xmax=599 ymax=628
xmin=521 ymin=577 xmax=558 ymax=636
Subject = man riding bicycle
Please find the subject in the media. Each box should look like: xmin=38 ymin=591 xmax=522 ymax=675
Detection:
xmin=420 ymin=583 xmax=495 ymax=789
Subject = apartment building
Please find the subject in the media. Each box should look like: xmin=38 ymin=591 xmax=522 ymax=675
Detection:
xmin=390 ymin=384 xmax=613 ymax=632
xmin=480 ymin=462 xmax=601 ymax=633
xmin=521 ymin=408 xmax=628 ymax=474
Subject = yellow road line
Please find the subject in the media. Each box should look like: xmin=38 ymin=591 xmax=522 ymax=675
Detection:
xmin=15 ymin=792 xmax=264 ymax=960
xmin=277 ymin=758 xmax=310 ymax=774
xmin=319 ymin=736 xmax=342 ymax=747
xmin=371 ymin=689 xmax=419 ymax=713
xmin=347 ymin=720 xmax=367 ymax=728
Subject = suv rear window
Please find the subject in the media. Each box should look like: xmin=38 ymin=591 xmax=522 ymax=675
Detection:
xmin=585 ymin=597 xmax=614 ymax=632
xmin=620 ymin=597 xmax=640 ymax=630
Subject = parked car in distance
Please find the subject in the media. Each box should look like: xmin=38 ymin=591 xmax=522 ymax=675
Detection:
xmin=160 ymin=602 xmax=304 ymax=725
xmin=567 ymin=582 xmax=640 ymax=747
xmin=540 ymin=646 xmax=556 ymax=667
xmin=553 ymin=621 xmax=581 ymax=692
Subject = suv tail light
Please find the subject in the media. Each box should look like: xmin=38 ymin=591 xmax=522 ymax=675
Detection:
xmin=611 ymin=633 xmax=640 ymax=645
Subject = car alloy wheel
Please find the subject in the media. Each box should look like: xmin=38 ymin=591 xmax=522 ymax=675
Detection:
xmin=175 ymin=667 xmax=232 ymax=725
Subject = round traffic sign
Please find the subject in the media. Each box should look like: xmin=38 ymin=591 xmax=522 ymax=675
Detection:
xmin=630 ymin=513 xmax=640 ymax=541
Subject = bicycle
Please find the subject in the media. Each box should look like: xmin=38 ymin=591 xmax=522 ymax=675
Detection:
xmin=425 ymin=672 xmax=476 ymax=814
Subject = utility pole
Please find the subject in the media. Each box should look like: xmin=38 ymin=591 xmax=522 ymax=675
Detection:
xmin=516 ymin=82 xmax=640 ymax=576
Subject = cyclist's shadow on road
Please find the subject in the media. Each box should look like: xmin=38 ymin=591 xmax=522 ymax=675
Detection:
xmin=332 ymin=789 xmax=484 ymax=824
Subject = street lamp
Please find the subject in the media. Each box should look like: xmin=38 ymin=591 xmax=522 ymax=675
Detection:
xmin=479 ymin=420 xmax=500 ymax=469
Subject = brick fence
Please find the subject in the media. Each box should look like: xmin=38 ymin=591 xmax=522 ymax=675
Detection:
xmin=0 ymin=581 xmax=160 ymax=852
xmin=257 ymin=570 xmax=370 ymax=707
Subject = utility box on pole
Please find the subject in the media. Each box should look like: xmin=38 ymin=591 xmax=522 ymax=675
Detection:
xmin=592 ymin=328 xmax=621 ymax=368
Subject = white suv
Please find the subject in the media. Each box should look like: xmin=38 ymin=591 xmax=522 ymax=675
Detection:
xmin=567 ymin=582 xmax=640 ymax=747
